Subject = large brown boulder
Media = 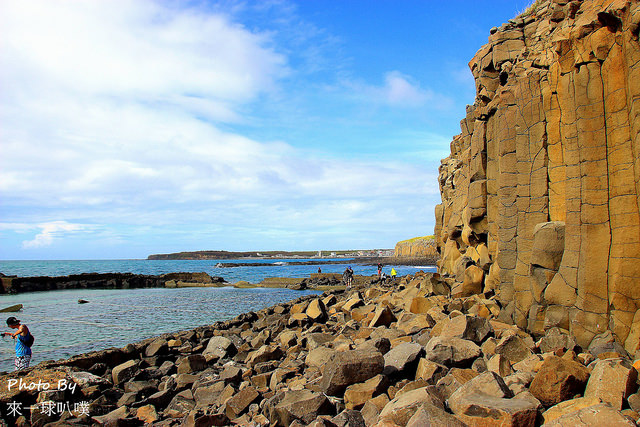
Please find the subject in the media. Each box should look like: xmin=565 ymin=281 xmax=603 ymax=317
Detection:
xmin=449 ymin=393 xmax=539 ymax=427
xmin=112 ymin=359 xmax=140 ymax=385
xmin=378 ymin=386 xmax=444 ymax=426
xmin=320 ymin=349 xmax=385 ymax=396
xmin=274 ymin=390 xmax=334 ymax=425
xmin=529 ymin=355 xmax=590 ymax=406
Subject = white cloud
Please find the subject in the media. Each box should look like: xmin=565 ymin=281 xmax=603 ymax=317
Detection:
xmin=383 ymin=71 xmax=429 ymax=106
xmin=342 ymin=70 xmax=453 ymax=110
xmin=21 ymin=221 xmax=87 ymax=249
xmin=0 ymin=0 xmax=442 ymax=257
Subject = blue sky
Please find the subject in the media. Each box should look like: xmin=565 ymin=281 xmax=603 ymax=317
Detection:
xmin=0 ymin=0 xmax=533 ymax=260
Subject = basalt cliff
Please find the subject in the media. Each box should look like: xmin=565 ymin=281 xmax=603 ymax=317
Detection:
xmin=435 ymin=0 xmax=640 ymax=352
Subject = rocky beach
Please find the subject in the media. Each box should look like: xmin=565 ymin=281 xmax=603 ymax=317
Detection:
xmin=1 ymin=272 xmax=639 ymax=426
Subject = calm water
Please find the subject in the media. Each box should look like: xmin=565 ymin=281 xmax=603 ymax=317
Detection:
xmin=0 ymin=286 xmax=321 ymax=373
xmin=0 ymin=259 xmax=436 ymax=372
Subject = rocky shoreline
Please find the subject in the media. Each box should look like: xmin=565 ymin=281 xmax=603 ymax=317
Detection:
xmin=1 ymin=272 xmax=638 ymax=426
xmin=0 ymin=272 xmax=225 ymax=295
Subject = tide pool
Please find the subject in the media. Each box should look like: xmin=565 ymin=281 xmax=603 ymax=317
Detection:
xmin=0 ymin=286 xmax=320 ymax=373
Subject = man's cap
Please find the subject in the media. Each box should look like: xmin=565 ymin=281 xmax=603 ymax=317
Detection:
xmin=6 ymin=317 xmax=19 ymax=326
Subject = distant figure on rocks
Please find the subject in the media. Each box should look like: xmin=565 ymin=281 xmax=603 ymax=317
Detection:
xmin=343 ymin=266 xmax=354 ymax=289
xmin=317 ymin=267 xmax=321 ymax=274
xmin=377 ymin=263 xmax=383 ymax=278
xmin=2 ymin=317 xmax=33 ymax=370
xmin=391 ymin=268 xmax=397 ymax=281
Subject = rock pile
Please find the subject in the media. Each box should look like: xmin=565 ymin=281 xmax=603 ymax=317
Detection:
xmin=1 ymin=271 xmax=639 ymax=426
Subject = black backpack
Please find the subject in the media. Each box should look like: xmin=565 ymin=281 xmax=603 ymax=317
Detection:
xmin=24 ymin=333 xmax=34 ymax=348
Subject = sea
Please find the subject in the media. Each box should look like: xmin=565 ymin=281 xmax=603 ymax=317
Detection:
xmin=0 ymin=259 xmax=436 ymax=373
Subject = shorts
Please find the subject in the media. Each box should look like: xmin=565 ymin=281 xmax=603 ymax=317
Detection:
xmin=15 ymin=355 xmax=31 ymax=370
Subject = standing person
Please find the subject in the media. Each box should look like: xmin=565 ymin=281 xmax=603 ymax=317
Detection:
xmin=2 ymin=317 xmax=32 ymax=370
xmin=343 ymin=266 xmax=354 ymax=289
xmin=377 ymin=263 xmax=383 ymax=279
xmin=390 ymin=268 xmax=397 ymax=281
xmin=317 ymin=267 xmax=322 ymax=274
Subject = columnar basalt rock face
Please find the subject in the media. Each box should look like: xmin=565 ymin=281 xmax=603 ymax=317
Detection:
xmin=394 ymin=236 xmax=438 ymax=258
xmin=435 ymin=0 xmax=640 ymax=351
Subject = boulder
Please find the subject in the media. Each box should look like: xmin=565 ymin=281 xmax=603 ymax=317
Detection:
xmin=112 ymin=360 xmax=140 ymax=385
xmin=494 ymin=334 xmax=533 ymax=364
xmin=529 ymin=355 xmax=590 ymax=406
xmin=275 ymin=390 xmax=334 ymax=425
xmin=406 ymin=405 xmax=467 ymax=427
xmin=136 ymin=404 xmax=159 ymax=423
xmin=246 ymin=345 xmax=284 ymax=367
xmin=344 ymin=374 xmax=389 ymax=410
xmin=537 ymin=327 xmax=577 ymax=353
xmin=543 ymin=402 xmax=636 ymax=426
xmin=541 ymin=396 xmax=602 ymax=424
xmin=584 ymin=358 xmax=638 ymax=410
xmin=225 ymin=386 xmax=260 ymax=419
xmin=453 ymin=265 xmax=484 ymax=297
xmin=219 ymin=365 xmax=243 ymax=384
xmin=177 ymin=355 xmax=207 ymax=374
xmin=203 ymin=336 xmax=236 ymax=359
xmin=306 ymin=299 xmax=328 ymax=322
xmin=145 ymin=338 xmax=168 ymax=357
xmin=306 ymin=346 xmax=337 ymax=370
xmin=487 ymin=354 xmax=513 ymax=377
xmin=449 ymin=372 xmax=513 ymax=405
xmin=435 ymin=368 xmax=479 ymax=400
xmin=383 ymin=342 xmax=423 ymax=377
xmin=415 ymin=358 xmax=448 ymax=384
xmin=378 ymin=386 xmax=444 ymax=426
xmin=331 ymin=409 xmax=366 ymax=427
xmin=91 ymin=406 xmax=129 ymax=426
xmin=424 ymin=336 xmax=481 ymax=367
xmin=588 ymin=331 xmax=629 ymax=359
xmin=449 ymin=393 xmax=539 ymax=426
xmin=439 ymin=314 xmax=493 ymax=343
xmin=369 ymin=306 xmax=397 ymax=327
xmin=320 ymin=349 xmax=385 ymax=396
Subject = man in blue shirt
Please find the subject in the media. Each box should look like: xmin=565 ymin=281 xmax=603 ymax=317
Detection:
xmin=3 ymin=317 xmax=32 ymax=370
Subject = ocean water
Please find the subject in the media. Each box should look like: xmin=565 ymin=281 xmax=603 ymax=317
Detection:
xmin=0 ymin=259 xmax=436 ymax=372
xmin=0 ymin=286 xmax=321 ymax=373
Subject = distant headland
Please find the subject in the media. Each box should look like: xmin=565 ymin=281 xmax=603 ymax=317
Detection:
xmin=147 ymin=249 xmax=395 ymax=260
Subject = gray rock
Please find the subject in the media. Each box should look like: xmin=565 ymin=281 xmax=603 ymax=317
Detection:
xmin=383 ymin=342 xmax=423 ymax=376
xmin=424 ymin=337 xmax=481 ymax=367
xmin=203 ymin=336 xmax=236 ymax=359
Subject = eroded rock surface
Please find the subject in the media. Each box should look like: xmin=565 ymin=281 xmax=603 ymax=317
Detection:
xmin=434 ymin=0 xmax=640 ymax=352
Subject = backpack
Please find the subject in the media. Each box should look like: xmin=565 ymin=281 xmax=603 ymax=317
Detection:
xmin=24 ymin=333 xmax=34 ymax=348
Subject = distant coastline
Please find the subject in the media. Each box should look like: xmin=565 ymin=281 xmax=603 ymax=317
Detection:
xmin=147 ymin=248 xmax=395 ymax=260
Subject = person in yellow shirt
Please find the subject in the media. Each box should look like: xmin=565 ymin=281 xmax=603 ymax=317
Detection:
xmin=390 ymin=268 xmax=397 ymax=281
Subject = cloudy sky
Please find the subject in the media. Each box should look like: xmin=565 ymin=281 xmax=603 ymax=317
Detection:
xmin=0 ymin=0 xmax=533 ymax=260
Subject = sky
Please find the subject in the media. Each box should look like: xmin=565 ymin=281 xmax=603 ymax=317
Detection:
xmin=0 ymin=0 xmax=534 ymax=260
